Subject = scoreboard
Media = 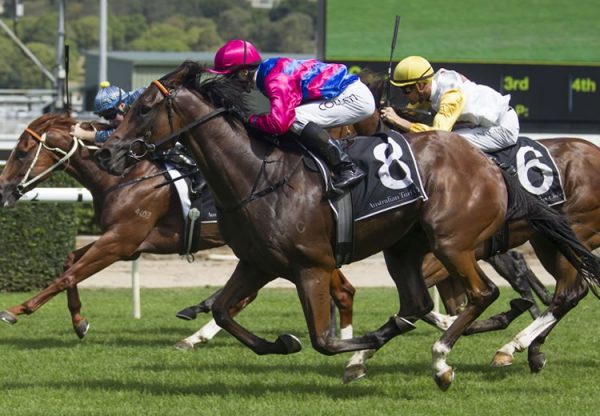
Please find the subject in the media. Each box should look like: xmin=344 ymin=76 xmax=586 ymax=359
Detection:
xmin=338 ymin=60 xmax=600 ymax=130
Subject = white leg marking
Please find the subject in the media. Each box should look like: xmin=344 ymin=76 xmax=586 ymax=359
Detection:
xmin=432 ymin=341 xmax=453 ymax=378
xmin=497 ymin=312 xmax=557 ymax=356
xmin=183 ymin=319 xmax=222 ymax=346
xmin=340 ymin=325 xmax=353 ymax=340
xmin=426 ymin=311 xmax=459 ymax=331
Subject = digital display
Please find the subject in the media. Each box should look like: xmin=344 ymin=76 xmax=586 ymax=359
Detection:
xmin=336 ymin=60 xmax=600 ymax=127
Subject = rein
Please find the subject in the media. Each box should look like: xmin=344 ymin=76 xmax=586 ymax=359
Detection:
xmin=17 ymin=127 xmax=100 ymax=195
xmin=128 ymin=80 xmax=226 ymax=160
xmin=133 ymin=79 xmax=304 ymax=212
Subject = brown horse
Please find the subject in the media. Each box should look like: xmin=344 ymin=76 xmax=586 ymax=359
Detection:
xmin=95 ymin=61 xmax=600 ymax=390
xmin=0 ymin=113 xmax=356 ymax=346
xmin=340 ymin=68 xmax=600 ymax=375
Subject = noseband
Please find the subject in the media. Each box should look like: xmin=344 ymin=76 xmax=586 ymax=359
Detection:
xmin=127 ymin=79 xmax=226 ymax=160
xmin=16 ymin=127 xmax=99 ymax=195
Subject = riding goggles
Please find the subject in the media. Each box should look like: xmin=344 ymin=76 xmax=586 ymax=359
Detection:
xmin=98 ymin=107 xmax=124 ymax=121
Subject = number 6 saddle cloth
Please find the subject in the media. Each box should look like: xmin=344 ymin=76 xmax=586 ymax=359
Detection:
xmin=327 ymin=132 xmax=564 ymax=223
xmin=487 ymin=136 xmax=565 ymax=207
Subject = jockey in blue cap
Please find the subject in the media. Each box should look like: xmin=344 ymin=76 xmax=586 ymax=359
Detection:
xmin=70 ymin=82 xmax=144 ymax=143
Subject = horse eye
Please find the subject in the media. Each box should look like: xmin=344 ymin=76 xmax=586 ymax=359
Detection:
xmin=15 ymin=150 xmax=28 ymax=159
xmin=140 ymin=105 xmax=151 ymax=115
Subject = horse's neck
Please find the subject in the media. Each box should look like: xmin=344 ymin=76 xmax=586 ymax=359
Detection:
xmin=189 ymin=122 xmax=275 ymax=210
xmin=66 ymin=148 xmax=123 ymax=197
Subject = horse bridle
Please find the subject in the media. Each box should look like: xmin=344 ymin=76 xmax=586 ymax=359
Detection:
xmin=127 ymin=80 xmax=227 ymax=161
xmin=129 ymin=79 xmax=304 ymax=213
xmin=16 ymin=127 xmax=100 ymax=195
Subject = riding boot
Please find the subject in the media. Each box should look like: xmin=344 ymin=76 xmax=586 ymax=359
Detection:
xmin=300 ymin=122 xmax=365 ymax=191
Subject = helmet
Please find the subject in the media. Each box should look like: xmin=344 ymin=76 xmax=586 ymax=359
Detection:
xmin=93 ymin=85 xmax=126 ymax=114
xmin=207 ymin=39 xmax=262 ymax=74
xmin=391 ymin=56 xmax=434 ymax=87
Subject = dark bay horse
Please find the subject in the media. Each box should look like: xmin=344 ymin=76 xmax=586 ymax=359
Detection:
xmin=0 ymin=113 xmax=356 ymax=346
xmin=95 ymin=61 xmax=600 ymax=390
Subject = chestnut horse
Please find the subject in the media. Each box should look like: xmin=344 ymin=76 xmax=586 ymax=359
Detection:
xmin=95 ymin=61 xmax=600 ymax=390
xmin=0 ymin=113 xmax=356 ymax=346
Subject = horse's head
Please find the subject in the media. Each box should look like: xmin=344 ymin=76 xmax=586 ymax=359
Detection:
xmin=95 ymin=60 xmax=249 ymax=176
xmin=0 ymin=113 xmax=85 ymax=207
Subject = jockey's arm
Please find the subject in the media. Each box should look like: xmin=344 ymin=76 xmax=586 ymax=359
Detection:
xmin=409 ymin=89 xmax=465 ymax=133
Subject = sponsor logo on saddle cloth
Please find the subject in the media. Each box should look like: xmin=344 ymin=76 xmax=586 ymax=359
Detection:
xmin=487 ymin=137 xmax=566 ymax=206
xmin=336 ymin=130 xmax=428 ymax=221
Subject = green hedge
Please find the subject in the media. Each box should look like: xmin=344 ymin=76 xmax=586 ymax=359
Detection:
xmin=0 ymin=171 xmax=83 ymax=292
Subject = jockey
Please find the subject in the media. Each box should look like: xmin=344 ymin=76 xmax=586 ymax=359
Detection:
xmin=70 ymin=82 xmax=144 ymax=143
xmin=380 ymin=56 xmax=519 ymax=152
xmin=208 ymin=39 xmax=376 ymax=193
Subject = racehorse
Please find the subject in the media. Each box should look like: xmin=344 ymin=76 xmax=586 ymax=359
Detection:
xmin=95 ymin=61 xmax=600 ymax=390
xmin=336 ymin=67 xmax=600 ymax=376
xmin=0 ymin=113 xmax=356 ymax=346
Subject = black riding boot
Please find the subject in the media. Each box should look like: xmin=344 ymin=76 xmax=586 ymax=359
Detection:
xmin=300 ymin=122 xmax=365 ymax=192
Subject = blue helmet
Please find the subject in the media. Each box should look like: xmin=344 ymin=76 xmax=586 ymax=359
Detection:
xmin=93 ymin=85 xmax=126 ymax=114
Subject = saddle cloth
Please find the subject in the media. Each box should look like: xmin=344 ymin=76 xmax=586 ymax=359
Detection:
xmin=165 ymin=163 xmax=217 ymax=223
xmin=326 ymin=130 xmax=428 ymax=221
xmin=487 ymin=136 xmax=566 ymax=206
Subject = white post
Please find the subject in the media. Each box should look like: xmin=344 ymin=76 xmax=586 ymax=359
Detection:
xmin=132 ymin=259 xmax=141 ymax=319
xmin=99 ymin=0 xmax=108 ymax=84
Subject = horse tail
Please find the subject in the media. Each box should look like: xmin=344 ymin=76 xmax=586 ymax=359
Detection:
xmin=500 ymin=168 xmax=600 ymax=298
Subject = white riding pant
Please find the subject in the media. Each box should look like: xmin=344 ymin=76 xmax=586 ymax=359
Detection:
xmin=454 ymin=108 xmax=520 ymax=152
xmin=290 ymin=80 xmax=376 ymax=134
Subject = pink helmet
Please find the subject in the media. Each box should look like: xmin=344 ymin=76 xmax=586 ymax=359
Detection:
xmin=208 ymin=39 xmax=262 ymax=74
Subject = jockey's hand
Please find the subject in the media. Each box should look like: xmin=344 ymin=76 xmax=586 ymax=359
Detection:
xmin=380 ymin=107 xmax=411 ymax=131
xmin=70 ymin=123 xmax=96 ymax=141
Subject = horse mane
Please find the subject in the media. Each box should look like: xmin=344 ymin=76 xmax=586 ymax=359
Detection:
xmin=160 ymin=60 xmax=251 ymax=118
xmin=358 ymin=68 xmax=385 ymax=108
xmin=29 ymin=112 xmax=74 ymax=133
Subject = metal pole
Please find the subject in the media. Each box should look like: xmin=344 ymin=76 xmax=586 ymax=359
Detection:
xmin=99 ymin=0 xmax=108 ymax=85
xmin=132 ymin=259 xmax=141 ymax=319
xmin=0 ymin=19 xmax=55 ymax=83
xmin=316 ymin=0 xmax=326 ymax=61
xmin=55 ymin=0 xmax=66 ymax=110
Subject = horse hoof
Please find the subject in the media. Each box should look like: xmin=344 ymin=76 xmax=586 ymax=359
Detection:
xmin=174 ymin=340 xmax=195 ymax=351
xmin=275 ymin=334 xmax=302 ymax=354
xmin=434 ymin=368 xmax=454 ymax=391
xmin=175 ymin=307 xmax=198 ymax=321
xmin=0 ymin=311 xmax=17 ymax=325
xmin=528 ymin=352 xmax=546 ymax=373
xmin=74 ymin=320 xmax=90 ymax=339
xmin=343 ymin=364 xmax=367 ymax=384
xmin=491 ymin=351 xmax=513 ymax=367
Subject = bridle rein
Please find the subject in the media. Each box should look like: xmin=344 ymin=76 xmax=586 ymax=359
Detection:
xmin=126 ymin=80 xmax=227 ymax=161
xmin=16 ymin=127 xmax=100 ymax=195
xmin=126 ymin=79 xmax=305 ymax=212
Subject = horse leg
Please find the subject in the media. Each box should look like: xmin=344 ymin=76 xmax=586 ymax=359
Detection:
xmin=344 ymin=243 xmax=430 ymax=383
xmin=492 ymin=238 xmax=587 ymax=370
xmin=487 ymin=250 xmax=543 ymax=318
xmin=330 ymin=269 xmax=356 ymax=339
xmin=175 ymin=288 xmax=224 ymax=321
xmin=294 ymin=264 xmax=417 ymax=360
xmin=174 ymin=291 xmax=258 ymax=350
xmin=211 ymin=260 xmax=305 ymax=355
xmin=0 ymin=242 xmax=93 ymax=329
xmin=0 ymin=231 xmax=144 ymax=337
xmin=431 ymin=251 xmax=500 ymax=391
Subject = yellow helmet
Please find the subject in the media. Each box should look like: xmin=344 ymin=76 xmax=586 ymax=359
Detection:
xmin=391 ymin=56 xmax=434 ymax=87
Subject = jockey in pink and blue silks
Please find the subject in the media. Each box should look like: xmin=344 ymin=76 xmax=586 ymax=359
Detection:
xmin=208 ymin=39 xmax=375 ymax=193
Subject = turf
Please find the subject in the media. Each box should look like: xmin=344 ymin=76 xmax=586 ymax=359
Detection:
xmin=0 ymin=287 xmax=599 ymax=415
xmin=325 ymin=0 xmax=600 ymax=64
